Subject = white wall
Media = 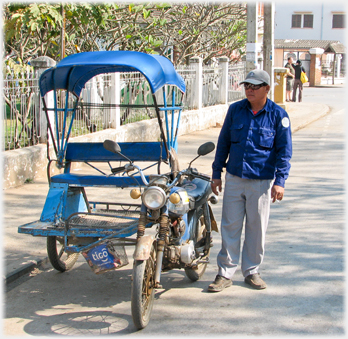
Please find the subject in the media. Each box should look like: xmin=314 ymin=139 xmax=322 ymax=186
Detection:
xmin=274 ymin=3 xmax=346 ymax=44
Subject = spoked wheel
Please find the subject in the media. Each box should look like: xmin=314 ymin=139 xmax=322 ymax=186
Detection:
xmin=47 ymin=236 xmax=80 ymax=272
xmin=185 ymin=215 xmax=211 ymax=281
xmin=131 ymin=243 xmax=156 ymax=330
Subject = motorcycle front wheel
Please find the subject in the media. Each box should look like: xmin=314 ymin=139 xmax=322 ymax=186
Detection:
xmin=47 ymin=236 xmax=79 ymax=272
xmin=185 ymin=216 xmax=211 ymax=281
xmin=131 ymin=243 xmax=156 ymax=330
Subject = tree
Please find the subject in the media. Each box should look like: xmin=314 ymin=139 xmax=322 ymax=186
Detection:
xmin=3 ymin=3 xmax=63 ymax=63
xmin=62 ymin=3 xmax=117 ymax=54
xmin=3 ymin=2 xmax=247 ymax=66
xmin=3 ymin=3 xmax=116 ymax=63
xmin=157 ymin=3 xmax=247 ymax=65
xmin=101 ymin=3 xmax=247 ymax=65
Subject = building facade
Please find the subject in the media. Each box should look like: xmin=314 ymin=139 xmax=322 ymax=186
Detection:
xmin=274 ymin=3 xmax=345 ymax=43
xmin=273 ymin=3 xmax=346 ymax=79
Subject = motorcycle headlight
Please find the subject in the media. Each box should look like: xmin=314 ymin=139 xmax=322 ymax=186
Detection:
xmin=142 ymin=186 xmax=166 ymax=210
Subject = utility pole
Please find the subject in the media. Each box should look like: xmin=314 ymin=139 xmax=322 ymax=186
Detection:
xmin=263 ymin=2 xmax=274 ymax=100
xmin=246 ymin=3 xmax=258 ymax=74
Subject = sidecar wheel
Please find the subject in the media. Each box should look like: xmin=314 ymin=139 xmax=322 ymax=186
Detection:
xmin=47 ymin=236 xmax=79 ymax=272
xmin=185 ymin=217 xmax=211 ymax=281
xmin=131 ymin=244 xmax=156 ymax=330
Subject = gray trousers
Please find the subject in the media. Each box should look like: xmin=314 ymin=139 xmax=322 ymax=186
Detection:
xmin=217 ymin=173 xmax=272 ymax=279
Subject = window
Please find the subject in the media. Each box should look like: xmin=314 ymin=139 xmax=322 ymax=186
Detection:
xmin=291 ymin=13 xmax=313 ymax=28
xmin=332 ymin=14 xmax=345 ymax=28
xmin=303 ymin=14 xmax=313 ymax=28
xmin=292 ymin=14 xmax=301 ymax=28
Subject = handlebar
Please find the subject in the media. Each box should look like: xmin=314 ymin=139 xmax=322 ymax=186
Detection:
xmin=118 ymin=163 xmax=210 ymax=189
xmin=110 ymin=163 xmax=149 ymax=186
xmin=127 ymin=164 xmax=149 ymax=186
xmin=166 ymin=167 xmax=211 ymax=190
xmin=111 ymin=165 xmax=126 ymax=174
xmin=189 ymin=168 xmax=211 ymax=181
xmin=104 ymin=140 xmax=214 ymax=189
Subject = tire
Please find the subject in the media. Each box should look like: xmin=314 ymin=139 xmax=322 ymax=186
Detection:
xmin=47 ymin=236 xmax=79 ymax=272
xmin=131 ymin=244 xmax=156 ymax=330
xmin=185 ymin=216 xmax=211 ymax=281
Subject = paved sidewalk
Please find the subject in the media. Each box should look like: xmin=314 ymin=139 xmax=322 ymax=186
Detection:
xmin=2 ymin=101 xmax=330 ymax=283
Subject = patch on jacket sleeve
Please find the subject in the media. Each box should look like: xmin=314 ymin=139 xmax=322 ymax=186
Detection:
xmin=282 ymin=117 xmax=290 ymax=128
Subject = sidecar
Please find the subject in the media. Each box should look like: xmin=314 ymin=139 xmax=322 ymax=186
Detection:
xmin=18 ymin=51 xmax=186 ymax=273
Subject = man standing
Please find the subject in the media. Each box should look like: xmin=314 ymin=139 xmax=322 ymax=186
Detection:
xmin=208 ymin=69 xmax=292 ymax=292
xmin=284 ymin=57 xmax=295 ymax=102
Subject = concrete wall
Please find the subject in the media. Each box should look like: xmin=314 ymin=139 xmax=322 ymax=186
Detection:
xmin=2 ymin=104 xmax=229 ymax=189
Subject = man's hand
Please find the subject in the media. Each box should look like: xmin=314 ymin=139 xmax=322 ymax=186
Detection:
xmin=271 ymin=184 xmax=284 ymax=203
xmin=211 ymin=179 xmax=222 ymax=196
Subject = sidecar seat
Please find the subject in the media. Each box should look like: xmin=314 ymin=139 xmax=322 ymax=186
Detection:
xmin=50 ymin=141 xmax=168 ymax=187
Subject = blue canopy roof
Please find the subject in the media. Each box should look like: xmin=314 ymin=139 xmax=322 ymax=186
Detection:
xmin=39 ymin=51 xmax=186 ymax=98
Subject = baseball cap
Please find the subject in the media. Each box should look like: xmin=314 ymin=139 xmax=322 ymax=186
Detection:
xmin=240 ymin=69 xmax=270 ymax=86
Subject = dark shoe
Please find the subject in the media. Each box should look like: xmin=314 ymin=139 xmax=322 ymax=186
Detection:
xmin=208 ymin=274 xmax=232 ymax=292
xmin=244 ymin=273 xmax=267 ymax=289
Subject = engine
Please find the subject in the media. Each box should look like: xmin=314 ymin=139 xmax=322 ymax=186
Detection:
xmin=162 ymin=240 xmax=196 ymax=270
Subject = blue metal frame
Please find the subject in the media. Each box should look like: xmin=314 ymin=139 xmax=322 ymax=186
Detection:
xmin=42 ymin=51 xmax=185 ymax=168
xmin=39 ymin=51 xmax=186 ymax=97
xmin=18 ymin=51 xmax=186 ymax=257
xmin=161 ymin=86 xmax=183 ymax=152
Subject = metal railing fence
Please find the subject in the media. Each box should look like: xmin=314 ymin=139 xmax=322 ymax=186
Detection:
xmin=202 ymin=66 xmax=223 ymax=107
xmin=176 ymin=65 xmax=195 ymax=110
xmin=3 ymin=61 xmax=246 ymax=151
xmin=228 ymin=62 xmax=246 ymax=102
xmin=3 ymin=69 xmax=41 ymax=150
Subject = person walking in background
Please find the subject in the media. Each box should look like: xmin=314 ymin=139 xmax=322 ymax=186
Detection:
xmin=284 ymin=57 xmax=295 ymax=102
xmin=292 ymin=60 xmax=306 ymax=102
xmin=207 ymin=69 xmax=292 ymax=293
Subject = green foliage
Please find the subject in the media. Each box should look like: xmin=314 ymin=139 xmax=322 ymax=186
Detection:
xmin=3 ymin=58 xmax=33 ymax=77
xmin=3 ymin=2 xmax=247 ymax=66
xmin=143 ymin=8 xmax=151 ymax=19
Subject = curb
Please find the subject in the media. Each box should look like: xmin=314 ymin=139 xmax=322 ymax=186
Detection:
xmin=292 ymin=107 xmax=331 ymax=133
xmin=5 ymin=257 xmax=49 ymax=285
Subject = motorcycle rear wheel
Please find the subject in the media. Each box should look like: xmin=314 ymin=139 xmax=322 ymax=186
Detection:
xmin=47 ymin=236 xmax=79 ymax=272
xmin=131 ymin=244 xmax=156 ymax=330
xmin=185 ymin=217 xmax=210 ymax=281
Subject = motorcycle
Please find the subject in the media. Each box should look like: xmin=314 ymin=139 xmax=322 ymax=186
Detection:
xmin=18 ymin=51 xmax=220 ymax=331
xmin=103 ymin=139 xmax=219 ymax=329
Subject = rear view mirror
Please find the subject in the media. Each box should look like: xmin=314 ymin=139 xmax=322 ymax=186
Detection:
xmin=197 ymin=142 xmax=215 ymax=156
xmin=103 ymin=140 xmax=121 ymax=154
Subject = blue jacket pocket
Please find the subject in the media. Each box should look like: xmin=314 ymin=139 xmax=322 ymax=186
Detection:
xmin=259 ymin=128 xmax=275 ymax=148
xmin=230 ymin=124 xmax=244 ymax=143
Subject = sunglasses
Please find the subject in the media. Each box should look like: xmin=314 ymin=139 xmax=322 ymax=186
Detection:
xmin=244 ymin=83 xmax=267 ymax=90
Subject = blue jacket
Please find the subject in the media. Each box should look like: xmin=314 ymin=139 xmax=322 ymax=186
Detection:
xmin=212 ymin=98 xmax=292 ymax=187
